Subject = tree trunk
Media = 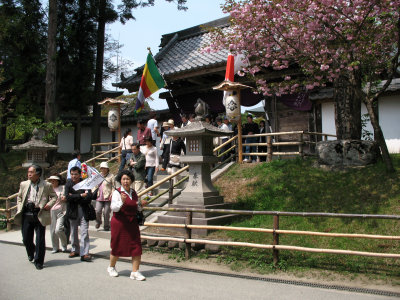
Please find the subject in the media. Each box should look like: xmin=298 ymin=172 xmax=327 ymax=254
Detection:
xmin=333 ymin=75 xmax=361 ymax=140
xmin=364 ymin=97 xmax=395 ymax=173
xmin=74 ymin=114 xmax=82 ymax=151
xmin=91 ymin=0 xmax=106 ymax=146
xmin=45 ymin=0 xmax=57 ymax=123
xmin=0 ymin=115 xmax=7 ymax=153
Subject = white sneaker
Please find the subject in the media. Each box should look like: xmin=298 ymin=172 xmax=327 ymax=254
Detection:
xmin=130 ymin=271 xmax=146 ymax=281
xmin=243 ymin=158 xmax=248 ymax=163
xmin=107 ymin=266 xmax=119 ymax=277
xmin=51 ymin=249 xmax=59 ymax=254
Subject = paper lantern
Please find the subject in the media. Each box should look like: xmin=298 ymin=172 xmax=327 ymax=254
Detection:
xmin=225 ymin=90 xmax=241 ymax=122
xmin=108 ymin=109 xmax=119 ymax=130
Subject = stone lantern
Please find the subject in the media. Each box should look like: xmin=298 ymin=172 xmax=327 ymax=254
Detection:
xmin=157 ymin=99 xmax=234 ymax=235
xmin=12 ymin=128 xmax=58 ymax=168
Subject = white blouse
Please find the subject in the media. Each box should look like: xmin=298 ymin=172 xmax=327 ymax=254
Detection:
xmin=141 ymin=146 xmax=159 ymax=168
xmin=110 ymin=186 xmax=133 ymax=212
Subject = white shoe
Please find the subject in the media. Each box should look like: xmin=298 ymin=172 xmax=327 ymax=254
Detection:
xmin=107 ymin=266 xmax=119 ymax=277
xmin=243 ymin=158 xmax=248 ymax=163
xmin=130 ymin=271 xmax=146 ymax=281
xmin=51 ymin=249 xmax=59 ymax=254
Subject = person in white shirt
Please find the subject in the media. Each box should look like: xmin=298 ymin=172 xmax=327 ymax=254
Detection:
xmin=141 ymin=137 xmax=159 ymax=196
xmin=67 ymin=150 xmax=81 ymax=179
xmin=119 ymin=128 xmax=133 ymax=173
xmin=146 ymin=111 xmax=159 ymax=146
xmin=159 ymin=122 xmax=171 ymax=171
xmin=180 ymin=114 xmax=191 ymax=128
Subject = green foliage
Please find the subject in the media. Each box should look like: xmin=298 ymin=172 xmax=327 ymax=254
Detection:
xmin=6 ymin=115 xmax=72 ymax=143
xmin=213 ymin=156 xmax=400 ymax=280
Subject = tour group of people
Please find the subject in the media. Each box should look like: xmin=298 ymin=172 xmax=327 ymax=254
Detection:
xmin=14 ymin=111 xmax=266 ymax=279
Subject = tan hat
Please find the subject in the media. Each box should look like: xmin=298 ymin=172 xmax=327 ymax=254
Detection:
xmin=168 ymin=119 xmax=174 ymax=125
xmin=162 ymin=121 xmax=169 ymax=127
xmin=99 ymin=162 xmax=109 ymax=169
xmin=47 ymin=175 xmax=61 ymax=182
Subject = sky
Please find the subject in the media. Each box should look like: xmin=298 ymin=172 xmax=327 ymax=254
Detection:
xmin=105 ymin=0 xmax=228 ymax=111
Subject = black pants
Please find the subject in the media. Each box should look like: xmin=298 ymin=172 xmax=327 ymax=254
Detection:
xmin=22 ymin=214 xmax=46 ymax=265
xmin=161 ymin=146 xmax=170 ymax=169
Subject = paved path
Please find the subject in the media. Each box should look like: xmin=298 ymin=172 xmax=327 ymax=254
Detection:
xmin=0 ymin=229 xmax=397 ymax=300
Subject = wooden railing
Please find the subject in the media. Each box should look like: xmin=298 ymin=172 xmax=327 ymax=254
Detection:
xmin=141 ymin=206 xmax=400 ymax=264
xmin=213 ymin=131 xmax=337 ymax=163
xmin=91 ymin=142 xmax=120 ymax=164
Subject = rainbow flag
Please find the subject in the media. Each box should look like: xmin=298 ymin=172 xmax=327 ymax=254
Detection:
xmin=135 ymin=53 xmax=165 ymax=113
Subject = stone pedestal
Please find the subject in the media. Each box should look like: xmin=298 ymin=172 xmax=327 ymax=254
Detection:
xmin=157 ymin=119 xmax=234 ymax=235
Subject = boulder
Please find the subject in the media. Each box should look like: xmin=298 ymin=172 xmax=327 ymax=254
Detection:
xmin=316 ymin=140 xmax=380 ymax=168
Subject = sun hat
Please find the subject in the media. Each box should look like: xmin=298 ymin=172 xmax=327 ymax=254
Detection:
xmin=100 ymin=162 xmax=109 ymax=169
xmin=167 ymin=119 xmax=174 ymax=125
xmin=47 ymin=175 xmax=61 ymax=181
xmin=162 ymin=121 xmax=169 ymax=127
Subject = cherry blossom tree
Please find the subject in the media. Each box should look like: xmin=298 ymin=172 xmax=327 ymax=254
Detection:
xmin=208 ymin=0 xmax=399 ymax=172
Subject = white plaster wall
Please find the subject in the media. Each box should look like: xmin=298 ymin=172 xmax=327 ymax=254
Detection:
xmin=57 ymin=123 xmax=161 ymax=154
xmin=379 ymin=95 xmax=400 ymax=153
xmin=320 ymin=95 xmax=400 ymax=153
xmin=321 ymin=102 xmax=336 ymax=140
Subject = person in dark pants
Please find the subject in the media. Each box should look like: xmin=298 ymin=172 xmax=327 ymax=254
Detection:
xmin=243 ymin=114 xmax=259 ymax=163
xmin=14 ymin=165 xmax=57 ymax=270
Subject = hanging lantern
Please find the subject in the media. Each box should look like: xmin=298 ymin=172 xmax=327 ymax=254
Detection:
xmin=108 ymin=108 xmax=119 ymax=130
xmin=225 ymin=90 xmax=241 ymax=122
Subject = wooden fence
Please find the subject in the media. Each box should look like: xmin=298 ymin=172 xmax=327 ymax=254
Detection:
xmin=141 ymin=206 xmax=400 ymax=264
xmin=213 ymin=131 xmax=337 ymax=163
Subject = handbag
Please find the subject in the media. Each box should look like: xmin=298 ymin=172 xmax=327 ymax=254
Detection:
xmin=168 ymin=140 xmax=181 ymax=167
xmin=136 ymin=197 xmax=145 ymax=226
xmin=87 ymin=203 xmax=96 ymax=221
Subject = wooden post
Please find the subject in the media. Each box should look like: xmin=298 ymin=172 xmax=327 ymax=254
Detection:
xmin=299 ymin=133 xmax=304 ymax=159
xmin=169 ymin=178 xmax=174 ymax=201
xmin=273 ymin=215 xmax=279 ymax=266
xmin=267 ymin=136 xmax=272 ymax=162
xmin=185 ymin=211 xmax=192 ymax=259
xmin=117 ymin=104 xmax=122 ymax=164
xmin=6 ymin=198 xmax=11 ymax=231
xmin=324 ymin=135 xmax=328 ymax=141
xmin=236 ymin=88 xmax=243 ymax=163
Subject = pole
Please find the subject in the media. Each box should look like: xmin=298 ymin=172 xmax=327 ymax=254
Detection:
xmin=273 ymin=215 xmax=280 ymax=266
xmin=185 ymin=211 xmax=192 ymax=259
xmin=117 ymin=104 xmax=121 ymax=164
xmin=236 ymin=88 xmax=243 ymax=163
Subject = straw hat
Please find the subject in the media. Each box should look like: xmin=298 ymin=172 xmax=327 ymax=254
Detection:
xmin=167 ymin=119 xmax=174 ymax=125
xmin=99 ymin=162 xmax=109 ymax=169
xmin=162 ymin=121 xmax=169 ymax=127
xmin=47 ymin=175 xmax=61 ymax=182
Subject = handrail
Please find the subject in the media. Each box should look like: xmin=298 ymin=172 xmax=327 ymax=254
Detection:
xmin=137 ymin=165 xmax=189 ymax=198
xmin=213 ymin=135 xmax=237 ymax=152
xmin=91 ymin=142 xmax=119 ymax=147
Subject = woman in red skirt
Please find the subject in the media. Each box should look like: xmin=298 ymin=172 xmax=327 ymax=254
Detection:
xmin=108 ymin=170 xmax=147 ymax=280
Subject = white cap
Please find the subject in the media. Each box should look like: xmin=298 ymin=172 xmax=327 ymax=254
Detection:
xmin=100 ymin=162 xmax=109 ymax=169
xmin=47 ymin=175 xmax=61 ymax=181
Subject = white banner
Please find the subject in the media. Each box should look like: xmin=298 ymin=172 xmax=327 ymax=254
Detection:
xmin=73 ymin=165 xmax=104 ymax=191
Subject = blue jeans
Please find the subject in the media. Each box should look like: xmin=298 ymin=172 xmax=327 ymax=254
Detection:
xmin=146 ymin=167 xmax=156 ymax=188
xmin=245 ymin=136 xmax=257 ymax=161
xmin=118 ymin=150 xmax=132 ymax=173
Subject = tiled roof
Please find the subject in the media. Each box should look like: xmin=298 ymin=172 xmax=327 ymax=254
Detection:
xmin=115 ymin=17 xmax=230 ymax=88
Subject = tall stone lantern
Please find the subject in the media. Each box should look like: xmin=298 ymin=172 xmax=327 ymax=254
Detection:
xmin=12 ymin=128 xmax=58 ymax=169
xmin=157 ymin=99 xmax=234 ymax=235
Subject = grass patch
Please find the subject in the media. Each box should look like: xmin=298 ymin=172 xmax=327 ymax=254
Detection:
xmin=213 ymin=155 xmax=400 ymax=283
